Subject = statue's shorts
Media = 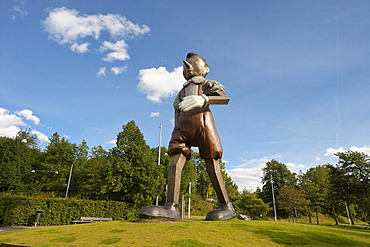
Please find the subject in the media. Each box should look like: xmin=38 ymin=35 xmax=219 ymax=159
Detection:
xmin=168 ymin=107 xmax=223 ymax=160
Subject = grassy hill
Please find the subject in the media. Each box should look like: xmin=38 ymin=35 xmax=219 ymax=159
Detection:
xmin=1 ymin=219 xmax=369 ymax=246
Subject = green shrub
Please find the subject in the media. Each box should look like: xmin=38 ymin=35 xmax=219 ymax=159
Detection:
xmin=0 ymin=194 xmax=139 ymax=226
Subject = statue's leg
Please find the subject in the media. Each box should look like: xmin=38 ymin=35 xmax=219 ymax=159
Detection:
xmin=167 ymin=153 xmax=187 ymax=204
xmin=139 ymin=153 xmax=186 ymax=220
xmin=205 ymin=158 xmax=236 ymax=220
xmin=205 ymin=158 xmax=229 ymax=203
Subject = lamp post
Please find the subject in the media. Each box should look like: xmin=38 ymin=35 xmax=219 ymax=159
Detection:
xmin=188 ymin=182 xmax=191 ymax=219
xmin=156 ymin=124 xmax=162 ymax=206
xmin=271 ymin=173 xmax=277 ymax=221
xmin=65 ymin=164 xmax=74 ymax=198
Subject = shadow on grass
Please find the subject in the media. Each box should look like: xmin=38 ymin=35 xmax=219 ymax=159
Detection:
xmin=98 ymin=237 xmax=121 ymax=245
xmin=248 ymin=224 xmax=369 ymax=246
xmin=0 ymin=238 xmax=15 ymax=244
xmin=50 ymin=236 xmax=77 ymax=243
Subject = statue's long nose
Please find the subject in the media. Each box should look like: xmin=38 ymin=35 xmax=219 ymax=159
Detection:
xmin=183 ymin=60 xmax=192 ymax=69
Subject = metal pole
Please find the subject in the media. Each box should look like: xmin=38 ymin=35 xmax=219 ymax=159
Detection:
xmin=188 ymin=182 xmax=191 ymax=219
xmin=157 ymin=124 xmax=162 ymax=166
xmin=156 ymin=124 xmax=162 ymax=206
xmin=65 ymin=164 xmax=74 ymax=198
xmin=271 ymin=173 xmax=277 ymax=221
xmin=181 ymin=195 xmax=185 ymax=219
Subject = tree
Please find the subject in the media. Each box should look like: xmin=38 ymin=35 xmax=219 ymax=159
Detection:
xmin=36 ymin=132 xmax=77 ymax=196
xmin=299 ymin=165 xmax=331 ymax=224
xmin=235 ymin=190 xmax=270 ymax=219
xmin=15 ymin=129 xmax=40 ymax=150
xmin=76 ymin=145 xmax=109 ymax=200
xmin=151 ymin=146 xmax=171 ymax=204
xmin=104 ymin=121 xmax=166 ymax=207
xmin=69 ymin=140 xmax=90 ymax=198
xmin=0 ymin=136 xmax=39 ymax=192
xmin=277 ymin=185 xmax=306 ymax=223
xmin=260 ymin=160 xmax=297 ymax=208
xmin=192 ymin=152 xmax=212 ymax=198
xmin=329 ymin=151 xmax=370 ymax=224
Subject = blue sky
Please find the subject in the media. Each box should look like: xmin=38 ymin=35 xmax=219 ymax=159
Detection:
xmin=1 ymin=0 xmax=370 ymax=190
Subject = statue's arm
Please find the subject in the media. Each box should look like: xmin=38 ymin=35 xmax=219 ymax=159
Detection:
xmin=207 ymin=91 xmax=230 ymax=105
xmin=204 ymin=80 xmax=230 ymax=105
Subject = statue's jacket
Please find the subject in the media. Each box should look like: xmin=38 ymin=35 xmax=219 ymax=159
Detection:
xmin=168 ymin=76 xmax=225 ymax=160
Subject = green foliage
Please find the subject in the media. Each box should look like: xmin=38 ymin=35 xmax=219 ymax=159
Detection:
xmin=329 ymin=151 xmax=370 ymax=224
xmin=234 ymin=190 xmax=270 ymax=219
xmin=0 ymin=136 xmax=39 ymax=192
xmin=15 ymin=129 xmax=40 ymax=150
xmin=186 ymin=194 xmax=217 ymax=216
xmin=104 ymin=121 xmax=166 ymax=207
xmin=277 ymin=185 xmax=307 ymax=222
xmin=259 ymin=159 xmax=297 ymax=214
xmin=0 ymin=194 xmax=138 ymax=226
xmin=190 ymin=153 xmax=238 ymax=200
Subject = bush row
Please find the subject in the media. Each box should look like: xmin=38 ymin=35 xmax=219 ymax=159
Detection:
xmin=0 ymin=194 xmax=139 ymax=226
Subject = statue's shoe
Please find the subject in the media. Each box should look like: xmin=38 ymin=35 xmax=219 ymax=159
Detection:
xmin=139 ymin=203 xmax=181 ymax=220
xmin=206 ymin=202 xmax=237 ymax=220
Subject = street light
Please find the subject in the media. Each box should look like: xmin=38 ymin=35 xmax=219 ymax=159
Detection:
xmin=31 ymin=169 xmax=58 ymax=174
xmin=155 ymin=124 xmax=162 ymax=206
xmin=65 ymin=164 xmax=74 ymax=198
xmin=271 ymin=173 xmax=277 ymax=221
xmin=31 ymin=164 xmax=73 ymax=198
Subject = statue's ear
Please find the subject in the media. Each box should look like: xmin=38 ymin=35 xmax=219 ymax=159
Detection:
xmin=204 ymin=66 xmax=210 ymax=74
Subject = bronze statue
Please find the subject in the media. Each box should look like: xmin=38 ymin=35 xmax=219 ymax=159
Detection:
xmin=139 ymin=52 xmax=236 ymax=220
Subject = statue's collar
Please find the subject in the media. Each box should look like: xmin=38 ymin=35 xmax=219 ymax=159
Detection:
xmin=183 ymin=76 xmax=206 ymax=87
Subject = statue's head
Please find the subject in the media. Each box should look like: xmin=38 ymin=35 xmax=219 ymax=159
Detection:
xmin=183 ymin=52 xmax=209 ymax=80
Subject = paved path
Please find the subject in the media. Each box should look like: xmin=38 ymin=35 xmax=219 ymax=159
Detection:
xmin=0 ymin=226 xmax=36 ymax=233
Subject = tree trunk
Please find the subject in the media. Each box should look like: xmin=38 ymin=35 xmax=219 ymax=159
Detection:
xmin=308 ymin=206 xmax=312 ymax=224
xmin=346 ymin=202 xmax=355 ymax=225
xmin=315 ymin=209 xmax=320 ymax=225
xmin=331 ymin=205 xmax=339 ymax=225
xmin=294 ymin=207 xmax=299 ymax=223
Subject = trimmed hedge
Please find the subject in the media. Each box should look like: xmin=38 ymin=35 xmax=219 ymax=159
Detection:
xmin=0 ymin=194 xmax=139 ymax=226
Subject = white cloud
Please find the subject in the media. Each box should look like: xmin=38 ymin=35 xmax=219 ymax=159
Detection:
xmin=150 ymin=112 xmax=160 ymax=117
xmin=227 ymin=167 xmax=263 ymax=191
xmin=109 ymin=83 xmax=120 ymax=89
xmin=41 ymin=6 xmax=150 ymax=65
xmin=286 ymin=162 xmax=306 ymax=172
xmin=137 ymin=66 xmax=184 ymax=103
xmin=111 ymin=65 xmax=128 ymax=75
xmin=15 ymin=109 xmax=40 ymax=125
xmin=0 ymin=107 xmax=49 ymax=143
xmin=107 ymin=139 xmax=117 ymax=145
xmin=70 ymin=42 xmax=90 ymax=53
xmin=42 ymin=7 xmax=150 ymax=45
xmin=97 ymin=67 xmax=106 ymax=77
xmin=325 ymin=145 xmax=370 ymax=157
xmin=0 ymin=108 xmax=26 ymax=137
xmin=31 ymin=130 xmax=50 ymax=143
xmin=100 ymin=40 xmax=129 ymax=62
xmin=10 ymin=1 xmax=28 ymax=21
xmin=227 ymin=154 xmax=282 ymax=191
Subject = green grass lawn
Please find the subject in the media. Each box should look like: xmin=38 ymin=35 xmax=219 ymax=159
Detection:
xmin=1 ymin=219 xmax=369 ymax=246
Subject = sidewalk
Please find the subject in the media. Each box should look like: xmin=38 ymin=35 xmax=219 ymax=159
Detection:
xmin=0 ymin=226 xmax=37 ymax=233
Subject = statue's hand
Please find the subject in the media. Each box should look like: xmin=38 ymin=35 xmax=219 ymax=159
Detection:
xmin=178 ymin=95 xmax=209 ymax=112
